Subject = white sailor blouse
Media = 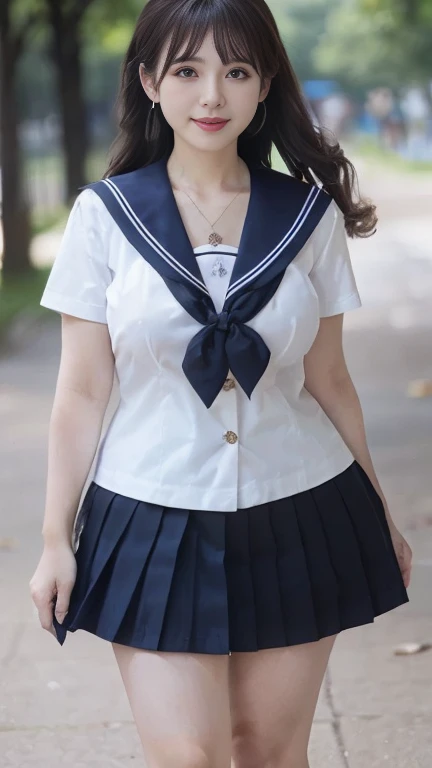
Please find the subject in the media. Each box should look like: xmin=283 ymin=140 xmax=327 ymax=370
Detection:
xmin=40 ymin=155 xmax=363 ymax=511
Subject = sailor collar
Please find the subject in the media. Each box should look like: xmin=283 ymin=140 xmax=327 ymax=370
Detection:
xmin=85 ymin=155 xmax=332 ymax=408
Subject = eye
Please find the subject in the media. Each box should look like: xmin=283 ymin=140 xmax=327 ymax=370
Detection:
xmin=174 ymin=67 xmax=249 ymax=79
xmin=227 ymin=69 xmax=249 ymax=80
xmin=175 ymin=67 xmax=197 ymax=78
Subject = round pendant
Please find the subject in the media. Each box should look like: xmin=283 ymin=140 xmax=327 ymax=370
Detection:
xmin=209 ymin=231 xmax=223 ymax=246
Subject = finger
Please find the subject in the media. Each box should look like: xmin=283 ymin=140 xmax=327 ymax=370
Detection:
xmin=402 ymin=564 xmax=411 ymax=589
xmin=39 ymin=601 xmax=61 ymax=638
xmin=36 ymin=591 xmax=58 ymax=632
xmin=39 ymin=607 xmax=57 ymax=632
xmin=397 ymin=559 xmax=408 ymax=588
xmin=54 ymin=589 xmax=71 ymax=623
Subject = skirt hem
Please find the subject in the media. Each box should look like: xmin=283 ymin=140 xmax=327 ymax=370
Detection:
xmin=54 ymin=586 xmax=410 ymax=654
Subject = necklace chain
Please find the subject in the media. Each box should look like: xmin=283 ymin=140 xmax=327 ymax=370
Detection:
xmin=181 ymin=187 xmax=242 ymax=247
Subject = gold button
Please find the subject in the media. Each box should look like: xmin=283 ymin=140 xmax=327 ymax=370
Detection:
xmin=223 ymin=431 xmax=238 ymax=444
xmin=223 ymin=377 xmax=236 ymax=391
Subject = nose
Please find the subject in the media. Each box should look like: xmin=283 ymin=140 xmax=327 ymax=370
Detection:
xmin=199 ymin=75 xmax=225 ymax=108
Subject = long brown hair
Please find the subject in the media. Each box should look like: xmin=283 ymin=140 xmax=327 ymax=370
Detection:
xmin=105 ymin=0 xmax=377 ymax=238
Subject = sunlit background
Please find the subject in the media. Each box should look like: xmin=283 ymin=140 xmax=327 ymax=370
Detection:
xmin=0 ymin=1 xmax=431 ymax=765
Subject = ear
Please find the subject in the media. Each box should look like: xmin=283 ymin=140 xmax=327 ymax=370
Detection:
xmin=260 ymin=77 xmax=272 ymax=102
xmin=138 ymin=63 xmax=160 ymax=105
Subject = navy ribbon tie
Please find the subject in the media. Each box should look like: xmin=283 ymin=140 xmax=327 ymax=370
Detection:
xmin=84 ymin=156 xmax=333 ymax=410
xmin=182 ymin=307 xmax=271 ymax=409
xmin=211 ymin=309 xmax=230 ymax=331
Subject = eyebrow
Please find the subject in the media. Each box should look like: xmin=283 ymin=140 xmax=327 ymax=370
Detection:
xmin=171 ymin=55 xmax=253 ymax=66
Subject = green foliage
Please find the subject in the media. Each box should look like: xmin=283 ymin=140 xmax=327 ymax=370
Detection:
xmin=0 ymin=266 xmax=52 ymax=339
xmin=352 ymin=134 xmax=432 ymax=173
xmin=360 ymin=0 xmax=432 ymax=24
xmin=17 ymin=47 xmax=55 ymax=119
xmin=9 ymin=0 xmax=44 ymax=28
xmin=316 ymin=0 xmax=432 ymax=91
xmin=31 ymin=205 xmax=68 ymax=236
xmin=82 ymin=0 xmax=145 ymax=105
xmin=84 ymin=0 xmax=144 ymax=55
xmin=273 ymin=0 xmax=340 ymax=82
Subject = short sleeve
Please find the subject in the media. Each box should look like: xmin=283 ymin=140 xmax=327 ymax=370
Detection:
xmin=308 ymin=199 xmax=362 ymax=317
xmin=40 ymin=189 xmax=112 ymax=324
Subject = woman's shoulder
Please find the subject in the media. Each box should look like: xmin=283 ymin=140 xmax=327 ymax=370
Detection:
xmin=73 ymin=186 xmax=110 ymax=215
xmin=68 ymin=186 xmax=116 ymax=241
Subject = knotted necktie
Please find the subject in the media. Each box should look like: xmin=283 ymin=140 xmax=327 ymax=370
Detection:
xmin=182 ymin=273 xmax=285 ymax=408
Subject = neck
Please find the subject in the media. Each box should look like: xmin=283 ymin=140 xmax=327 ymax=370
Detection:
xmin=166 ymin=142 xmax=250 ymax=198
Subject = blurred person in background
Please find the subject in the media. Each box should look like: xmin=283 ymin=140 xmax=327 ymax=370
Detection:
xmin=366 ymin=87 xmax=407 ymax=152
xmin=30 ymin=0 xmax=412 ymax=766
xmin=400 ymin=87 xmax=431 ymax=160
xmin=318 ymin=92 xmax=354 ymax=141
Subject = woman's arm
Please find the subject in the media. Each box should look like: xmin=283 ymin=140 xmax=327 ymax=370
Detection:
xmin=41 ymin=313 xmax=115 ymax=546
xmin=304 ymin=313 xmax=413 ymax=590
xmin=303 ymin=314 xmax=392 ymax=523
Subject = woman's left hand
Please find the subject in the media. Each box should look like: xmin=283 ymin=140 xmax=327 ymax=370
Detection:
xmin=387 ymin=521 xmax=413 ymax=589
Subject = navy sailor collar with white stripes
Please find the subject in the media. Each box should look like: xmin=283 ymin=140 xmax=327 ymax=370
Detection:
xmin=85 ymin=155 xmax=332 ymax=409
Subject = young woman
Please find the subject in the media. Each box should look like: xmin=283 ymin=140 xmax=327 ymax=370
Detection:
xmin=30 ymin=0 xmax=412 ymax=765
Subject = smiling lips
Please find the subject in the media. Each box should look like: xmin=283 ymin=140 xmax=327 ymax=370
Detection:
xmin=192 ymin=117 xmax=230 ymax=131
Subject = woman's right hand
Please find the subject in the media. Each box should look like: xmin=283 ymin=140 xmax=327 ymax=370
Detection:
xmin=29 ymin=542 xmax=77 ymax=638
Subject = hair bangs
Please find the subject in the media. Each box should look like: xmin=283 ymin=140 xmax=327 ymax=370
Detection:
xmin=154 ymin=0 xmax=266 ymax=88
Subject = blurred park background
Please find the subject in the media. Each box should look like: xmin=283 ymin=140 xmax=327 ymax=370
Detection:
xmin=0 ymin=0 xmax=432 ymax=329
xmin=1 ymin=1 xmax=432 ymax=766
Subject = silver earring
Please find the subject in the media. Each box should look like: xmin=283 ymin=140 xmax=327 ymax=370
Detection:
xmin=248 ymin=100 xmax=267 ymax=137
xmin=145 ymin=100 xmax=158 ymax=142
xmin=138 ymin=62 xmax=156 ymax=107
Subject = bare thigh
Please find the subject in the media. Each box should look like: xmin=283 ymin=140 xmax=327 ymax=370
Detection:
xmin=229 ymin=634 xmax=338 ymax=768
xmin=112 ymin=642 xmax=232 ymax=768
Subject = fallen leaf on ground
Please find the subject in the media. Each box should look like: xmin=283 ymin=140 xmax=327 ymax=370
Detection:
xmin=0 ymin=537 xmax=18 ymax=551
xmin=406 ymin=380 xmax=432 ymax=398
xmin=393 ymin=642 xmax=432 ymax=655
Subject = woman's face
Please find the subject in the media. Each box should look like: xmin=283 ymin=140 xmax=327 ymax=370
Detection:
xmin=140 ymin=30 xmax=270 ymax=150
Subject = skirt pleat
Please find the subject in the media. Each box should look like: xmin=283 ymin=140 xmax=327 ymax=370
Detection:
xmin=85 ymin=499 xmax=164 ymax=641
xmin=157 ymin=510 xmax=229 ymax=654
xmin=130 ymin=508 xmax=192 ymax=649
xmin=271 ymin=497 xmax=321 ymax=645
xmin=308 ymin=479 xmax=376 ymax=628
xmin=332 ymin=463 xmax=407 ymax=612
xmin=224 ymin=509 xmax=260 ymax=651
xmin=293 ymin=492 xmax=342 ymax=639
xmin=56 ymin=488 xmax=142 ymax=642
xmin=52 ymin=460 xmax=410 ymax=653
xmin=248 ymin=506 xmax=287 ymax=648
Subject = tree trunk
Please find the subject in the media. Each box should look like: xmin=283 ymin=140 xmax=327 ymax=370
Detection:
xmin=401 ymin=0 xmax=420 ymax=24
xmin=57 ymin=35 xmax=89 ymax=202
xmin=423 ymin=83 xmax=432 ymax=112
xmin=47 ymin=1 xmax=89 ymax=202
xmin=0 ymin=2 xmax=32 ymax=278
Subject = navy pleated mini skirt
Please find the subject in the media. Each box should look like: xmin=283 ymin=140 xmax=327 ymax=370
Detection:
xmin=52 ymin=460 xmax=409 ymax=654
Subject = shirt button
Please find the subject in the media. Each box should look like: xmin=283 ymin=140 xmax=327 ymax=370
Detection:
xmin=223 ymin=377 xmax=236 ymax=391
xmin=223 ymin=431 xmax=238 ymax=444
